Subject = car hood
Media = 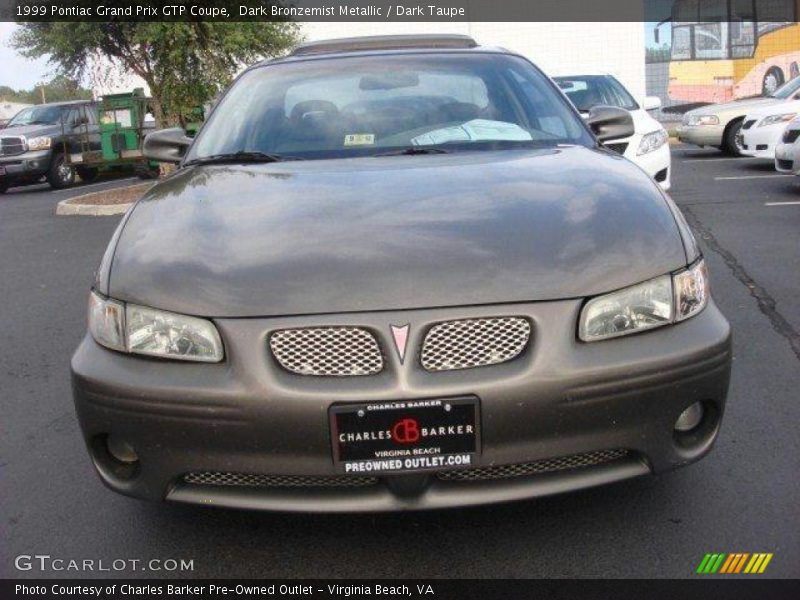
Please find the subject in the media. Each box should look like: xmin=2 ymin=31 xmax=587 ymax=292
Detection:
xmin=745 ymin=98 xmax=800 ymax=119
xmin=687 ymin=96 xmax=781 ymax=117
xmin=0 ymin=123 xmax=62 ymax=137
xmin=109 ymin=147 xmax=688 ymax=318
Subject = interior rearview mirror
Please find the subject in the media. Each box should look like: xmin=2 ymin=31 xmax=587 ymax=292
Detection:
xmin=142 ymin=128 xmax=192 ymax=164
xmin=584 ymin=105 xmax=635 ymax=143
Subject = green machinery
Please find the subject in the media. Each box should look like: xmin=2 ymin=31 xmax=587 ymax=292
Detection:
xmin=97 ymin=88 xmax=159 ymax=176
xmin=60 ymin=89 xmax=206 ymax=178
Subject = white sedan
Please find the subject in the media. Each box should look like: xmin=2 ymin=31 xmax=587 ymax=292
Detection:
xmin=774 ymin=117 xmax=800 ymax=173
xmin=553 ymin=73 xmax=671 ymax=190
xmin=740 ymin=99 xmax=800 ymax=159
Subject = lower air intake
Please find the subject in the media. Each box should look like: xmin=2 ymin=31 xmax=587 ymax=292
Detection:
xmin=436 ymin=449 xmax=629 ymax=482
xmin=184 ymin=472 xmax=379 ymax=488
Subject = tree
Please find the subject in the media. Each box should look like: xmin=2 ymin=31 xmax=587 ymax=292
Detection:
xmin=0 ymin=75 xmax=93 ymax=104
xmin=12 ymin=22 xmax=300 ymax=126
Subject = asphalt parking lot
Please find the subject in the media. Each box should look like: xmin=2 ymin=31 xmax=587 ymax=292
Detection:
xmin=1 ymin=145 xmax=798 ymax=579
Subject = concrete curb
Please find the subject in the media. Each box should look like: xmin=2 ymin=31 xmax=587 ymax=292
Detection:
xmin=56 ymin=200 xmax=133 ymax=216
xmin=55 ymin=182 xmax=153 ymax=216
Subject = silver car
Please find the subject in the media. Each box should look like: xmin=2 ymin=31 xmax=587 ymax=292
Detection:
xmin=678 ymin=76 xmax=800 ymax=155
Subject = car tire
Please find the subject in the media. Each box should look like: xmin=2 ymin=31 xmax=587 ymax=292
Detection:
xmin=46 ymin=154 xmax=75 ymax=189
xmin=723 ymin=118 xmax=745 ymax=156
xmin=762 ymin=66 xmax=785 ymax=95
xmin=76 ymin=167 xmax=99 ymax=183
xmin=0 ymin=180 xmax=9 ymax=194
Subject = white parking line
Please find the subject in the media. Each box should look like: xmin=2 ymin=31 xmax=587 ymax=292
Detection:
xmin=714 ymin=174 xmax=792 ymax=180
xmin=681 ymin=157 xmax=760 ymax=163
xmin=765 ymin=201 xmax=800 ymax=206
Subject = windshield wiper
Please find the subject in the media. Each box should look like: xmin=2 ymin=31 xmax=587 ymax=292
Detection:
xmin=184 ymin=151 xmax=303 ymax=166
xmin=376 ymin=147 xmax=450 ymax=157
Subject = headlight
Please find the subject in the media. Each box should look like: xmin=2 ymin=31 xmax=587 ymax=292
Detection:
xmin=758 ymin=112 xmax=797 ymax=127
xmin=126 ymin=304 xmax=223 ymax=362
xmin=637 ymin=129 xmax=669 ymax=155
xmin=26 ymin=136 xmax=52 ymax=151
xmin=87 ymin=291 xmax=223 ymax=362
xmin=687 ymin=115 xmax=719 ymax=126
xmin=579 ymin=260 xmax=709 ymax=342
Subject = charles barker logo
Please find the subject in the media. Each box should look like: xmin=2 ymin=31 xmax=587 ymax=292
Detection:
xmin=337 ymin=417 xmax=474 ymax=445
xmin=392 ymin=418 xmax=420 ymax=444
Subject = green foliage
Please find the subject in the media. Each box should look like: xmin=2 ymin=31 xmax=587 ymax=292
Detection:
xmin=12 ymin=22 xmax=300 ymax=125
xmin=0 ymin=75 xmax=93 ymax=104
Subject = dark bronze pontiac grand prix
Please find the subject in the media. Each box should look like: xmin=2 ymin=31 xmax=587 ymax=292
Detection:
xmin=71 ymin=35 xmax=731 ymax=512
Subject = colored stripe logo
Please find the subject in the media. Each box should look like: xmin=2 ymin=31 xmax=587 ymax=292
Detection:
xmin=697 ymin=553 xmax=773 ymax=574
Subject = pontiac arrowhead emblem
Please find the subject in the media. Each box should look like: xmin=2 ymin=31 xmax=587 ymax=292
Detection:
xmin=390 ymin=324 xmax=410 ymax=363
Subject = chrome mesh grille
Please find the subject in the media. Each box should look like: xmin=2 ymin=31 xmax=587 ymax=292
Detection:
xmin=420 ymin=317 xmax=531 ymax=372
xmin=437 ymin=449 xmax=628 ymax=482
xmin=0 ymin=136 xmax=25 ymax=156
xmin=269 ymin=327 xmax=383 ymax=376
xmin=184 ymin=472 xmax=379 ymax=488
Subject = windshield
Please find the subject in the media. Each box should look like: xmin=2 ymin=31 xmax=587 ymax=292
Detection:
xmin=553 ymin=75 xmax=639 ymax=111
xmin=188 ymin=53 xmax=593 ymax=161
xmin=771 ymin=76 xmax=800 ymax=98
xmin=7 ymin=105 xmax=67 ymax=127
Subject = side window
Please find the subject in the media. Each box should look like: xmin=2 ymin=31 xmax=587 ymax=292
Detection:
xmin=85 ymin=105 xmax=98 ymax=125
xmin=67 ymin=108 xmax=81 ymax=126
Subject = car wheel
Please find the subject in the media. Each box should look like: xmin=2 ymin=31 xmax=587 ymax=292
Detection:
xmin=76 ymin=167 xmax=99 ymax=183
xmin=723 ymin=118 xmax=745 ymax=156
xmin=46 ymin=154 xmax=75 ymax=189
xmin=762 ymin=67 xmax=785 ymax=95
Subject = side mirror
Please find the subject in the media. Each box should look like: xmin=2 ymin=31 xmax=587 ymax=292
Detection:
xmin=585 ymin=105 xmax=635 ymax=143
xmin=642 ymin=96 xmax=662 ymax=111
xmin=142 ymin=127 xmax=192 ymax=164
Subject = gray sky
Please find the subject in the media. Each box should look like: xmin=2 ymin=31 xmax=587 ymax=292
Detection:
xmin=0 ymin=23 xmax=53 ymax=90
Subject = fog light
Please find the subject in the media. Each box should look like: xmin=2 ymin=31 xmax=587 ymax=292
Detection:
xmin=107 ymin=436 xmax=138 ymax=464
xmin=675 ymin=402 xmax=704 ymax=432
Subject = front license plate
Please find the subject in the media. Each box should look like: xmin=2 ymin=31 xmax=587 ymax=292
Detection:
xmin=0 ymin=166 xmax=6 ymax=176
xmin=330 ymin=397 xmax=479 ymax=475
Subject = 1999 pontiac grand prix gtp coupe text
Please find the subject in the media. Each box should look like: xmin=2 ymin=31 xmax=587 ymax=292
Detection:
xmin=71 ymin=35 xmax=731 ymax=512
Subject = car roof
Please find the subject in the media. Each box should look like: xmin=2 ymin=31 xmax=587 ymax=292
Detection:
xmin=258 ymin=35 xmax=511 ymax=67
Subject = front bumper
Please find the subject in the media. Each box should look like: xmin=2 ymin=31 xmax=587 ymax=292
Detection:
xmin=0 ymin=149 xmax=52 ymax=181
xmin=774 ymin=140 xmax=798 ymax=173
xmin=741 ymin=123 xmax=784 ymax=158
xmin=71 ymin=300 xmax=732 ymax=512
xmin=677 ymin=124 xmax=725 ymax=148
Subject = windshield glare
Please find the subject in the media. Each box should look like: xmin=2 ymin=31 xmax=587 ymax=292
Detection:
xmin=554 ymin=75 xmax=639 ymax=111
xmin=7 ymin=105 xmax=66 ymax=127
xmin=189 ymin=53 xmax=593 ymax=161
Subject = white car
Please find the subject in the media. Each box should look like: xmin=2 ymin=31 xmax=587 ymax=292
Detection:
xmin=554 ymin=73 xmax=671 ymax=190
xmin=740 ymin=99 xmax=800 ymax=159
xmin=774 ymin=117 xmax=800 ymax=173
